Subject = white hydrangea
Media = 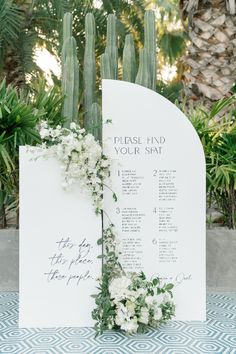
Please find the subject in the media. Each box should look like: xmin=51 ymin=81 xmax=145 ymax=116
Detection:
xmin=109 ymin=276 xmax=131 ymax=301
xmin=145 ymin=293 xmax=164 ymax=307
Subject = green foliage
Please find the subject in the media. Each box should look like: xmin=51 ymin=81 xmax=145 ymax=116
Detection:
xmin=154 ymin=0 xmax=186 ymax=65
xmin=92 ymin=224 xmax=122 ymax=335
xmin=156 ymin=80 xmax=183 ymax=102
xmin=159 ymin=31 xmax=186 ymax=65
xmin=0 ymin=80 xmax=41 ymax=227
xmin=182 ymin=96 xmax=236 ymax=229
xmin=0 ymin=0 xmax=24 ymax=68
xmin=30 ymin=79 xmax=65 ymax=127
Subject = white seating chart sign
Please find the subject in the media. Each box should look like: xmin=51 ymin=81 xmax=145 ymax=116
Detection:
xmin=103 ymin=80 xmax=206 ymax=321
xmin=19 ymin=147 xmax=101 ymax=327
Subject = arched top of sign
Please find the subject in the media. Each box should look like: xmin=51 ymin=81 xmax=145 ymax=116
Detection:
xmin=102 ymin=79 xmax=205 ymax=166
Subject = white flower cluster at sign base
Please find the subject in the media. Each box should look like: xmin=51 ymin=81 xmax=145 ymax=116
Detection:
xmin=92 ymin=224 xmax=176 ymax=335
xmin=38 ymin=121 xmax=110 ymax=213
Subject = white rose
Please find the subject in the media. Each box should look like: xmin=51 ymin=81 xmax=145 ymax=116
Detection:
xmin=126 ymin=300 xmax=136 ymax=316
xmin=153 ymin=307 xmax=162 ymax=321
xmin=70 ymin=122 xmax=77 ymax=130
xmin=139 ymin=307 xmax=149 ymax=325
xmin=154 ymin=293 xmax=164 ymax=306
xmin=121 ymin=317 xmax=138 ymax=334
xmin=145 ymin=295 xmax=154 ymax=306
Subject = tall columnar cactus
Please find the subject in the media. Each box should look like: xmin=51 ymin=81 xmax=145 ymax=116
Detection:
xmin=144 ymin=10 xmax=156 ymax=91
xmin=63 ymin=12 xmax=73 ymax=44
xmin=100 ymin=53 xmax=112 ymax=79
xmin=83 ymin=13 xmax=96 ymax=131
xmin=105 ymin=14 xmax=118 ymax=79
xmin=62 ymin=13 xmax=73 ymax=77
xmin=122 ymin=34 xmax=136 ymax=83
xmin=88 ymin=102 xmax=102 ymax=143
xmin=135 ymin=48 xmax=151 ymax=89
xmin=62 ymin=36 xmax=79 ymax=127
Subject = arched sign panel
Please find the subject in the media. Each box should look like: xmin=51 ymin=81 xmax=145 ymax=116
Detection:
xmin=103 ymin=80 xmax=206 ymax=321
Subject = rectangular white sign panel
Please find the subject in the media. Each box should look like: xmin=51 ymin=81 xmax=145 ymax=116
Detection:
xmin=103 ymin=79 xmax=206 ymax=321
xmin=19 ymin=147 xmax=101 ymax=327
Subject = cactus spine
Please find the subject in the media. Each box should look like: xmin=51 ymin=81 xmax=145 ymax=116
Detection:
xmin=135 ymin=48 xmax=151 ymax=89
xmin=105 ymin=14 xmax=118 ymax=79
xmin=144 ymin=10 xmax=156 ymax=91
xmin=83 ymin=13 xmax=96 ymax=131
xmin=100 ymin=53 xmax=112 ymax=79
xmin=61 ymin=13 xmax=79 ymax=127
xmin=122 ymin=34 xmax=136 ymax=82
xmin=88 ymin=102 xmax=102 ymax=143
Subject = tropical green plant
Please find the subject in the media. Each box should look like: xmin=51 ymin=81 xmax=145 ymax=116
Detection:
xmin=156 ymin=80 xmax=183 ymax=103
xmin=181 ymin=95 xmax=236 ymax=229
xmin=0 ymin=80 xmax=42 ymax=227
xmin=30 ymin=78 xmax=65 ymax=127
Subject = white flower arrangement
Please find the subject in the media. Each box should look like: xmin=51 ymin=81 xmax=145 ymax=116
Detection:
xmin=92 ymin=224 xmax=175 ymax=335
xmin=37 ymin=121 xmax=175 ymax=335
xmin=38 ymin=121 xmax=111 ymax=213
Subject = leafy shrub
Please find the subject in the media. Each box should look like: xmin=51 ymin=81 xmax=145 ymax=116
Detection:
xmin=181 ymin=96 xmax=236 ymax=229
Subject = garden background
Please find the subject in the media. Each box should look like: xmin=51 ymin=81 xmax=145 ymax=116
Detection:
xmin=0 ymin=0 xmax=235 ymax=231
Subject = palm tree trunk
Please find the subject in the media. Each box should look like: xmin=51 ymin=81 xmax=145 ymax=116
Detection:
xmin=181 ymin=0 xmax=236 ymax=103
xmin=3 ymin=47 xmax=26 ymax=87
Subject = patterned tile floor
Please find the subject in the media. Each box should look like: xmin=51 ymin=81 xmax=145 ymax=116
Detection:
xmin=0 ymin=292 xmax=236 ymax=354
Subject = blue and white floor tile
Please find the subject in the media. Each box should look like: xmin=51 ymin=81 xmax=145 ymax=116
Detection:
xmin=0 ymin=292 xmax=236 ymax=354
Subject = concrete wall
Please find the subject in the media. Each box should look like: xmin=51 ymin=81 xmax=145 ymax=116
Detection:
xmin=0 ymin=229 xmax=236 ymax=292
xmin=206 ymin=229 xmax=236 ymax=292
xmin=0 ymin=230 xmax=19 ymax=291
